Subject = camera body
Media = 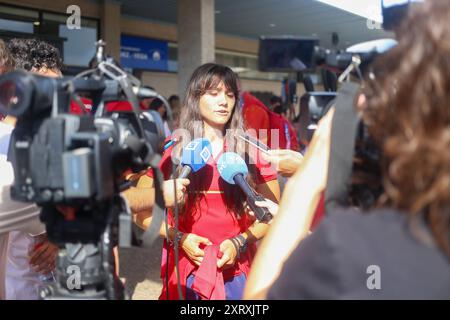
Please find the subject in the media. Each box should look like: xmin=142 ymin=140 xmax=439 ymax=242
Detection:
xmin=0 ymin=51 xmax=168 ymax=298
xmin=1 ymin=70 xmax=164 ymax=244
xmin=257 ymin=1 xmax=421 ymax=210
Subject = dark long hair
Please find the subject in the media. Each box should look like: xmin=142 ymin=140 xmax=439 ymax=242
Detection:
xmin=176 ymin=63 xmax=256 ymax=218
xmin=362 ymin=0 xmax=450 ymax=258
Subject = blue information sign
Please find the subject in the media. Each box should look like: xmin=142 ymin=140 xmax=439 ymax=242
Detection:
xmin=120 ymin=35 xmax=168 ymax=71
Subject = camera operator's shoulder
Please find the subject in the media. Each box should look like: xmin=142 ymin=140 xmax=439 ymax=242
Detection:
xmin=328 ymin=206 xmax=406 ymax=226
xmin=313 ymin=207 xmax=450 ymax=299
xmin=309 ymin=206 xmax=415 ymax=267
xmin=323 ymin=207 xmax=410 ymax=245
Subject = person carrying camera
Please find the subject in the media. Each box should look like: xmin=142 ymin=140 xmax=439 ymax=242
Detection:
xmin=0 ymin=38 xmax=61 ymax=299
xmin=245 ymin=0 xmax=450 ymax=299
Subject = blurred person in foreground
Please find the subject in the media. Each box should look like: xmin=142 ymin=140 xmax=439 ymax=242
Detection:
xmin=0 ymin=38 xmax=58 ymax=300
xmin=1 ymin=38 xmax=61 ymax=299
xmin=245 ymin=0 xmax=450 ymax=299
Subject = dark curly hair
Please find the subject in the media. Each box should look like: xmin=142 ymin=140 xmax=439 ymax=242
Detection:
xmin=7 ymin=38 xmax=62 ymax=72
xmin=362 ymin=0 xmax=450 ymax=258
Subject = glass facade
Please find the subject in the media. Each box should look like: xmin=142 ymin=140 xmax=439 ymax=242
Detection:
xmin=0 ymin=4 xmax=99 ymax=68
xmin=165 ymin=44 xmax=296 ymax=81
xmin=0 ymin=3 xmax=317 ymax=83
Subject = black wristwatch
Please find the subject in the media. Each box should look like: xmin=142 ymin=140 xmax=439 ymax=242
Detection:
xmin=235 ymin=234 xmax=248 ymax=254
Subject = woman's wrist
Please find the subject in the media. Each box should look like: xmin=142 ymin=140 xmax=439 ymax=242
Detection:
xmin=229 ymin=237 xmax=241 ymax=258
xmin=230 ymin=234 xmax=248 ymax=257
xmin=167 ymin=227 xmax=185 ymax=246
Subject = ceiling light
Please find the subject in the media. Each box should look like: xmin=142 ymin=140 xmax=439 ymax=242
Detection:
xmin=269 ymin=23 xmax=276 ymax=27
xmin=231 ymin=67 xmax=249 ymax=73
xmin=316 ymin=0 xmax=383 ymax=22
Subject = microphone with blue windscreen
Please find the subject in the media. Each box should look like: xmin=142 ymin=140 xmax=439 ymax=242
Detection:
xmin=179 ymin=138 xmax=212 ymax=179
xmin=217 ymin=152 xmax=273 ymax=222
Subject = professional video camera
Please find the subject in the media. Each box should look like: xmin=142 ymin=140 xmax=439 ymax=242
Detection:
xmin=324 ymin=0 xmax=424 ymax=210
xmin=258 ymin=0 xmax=422 ymax=210
xmin=0 ymin=40 xmax=169 ymax=299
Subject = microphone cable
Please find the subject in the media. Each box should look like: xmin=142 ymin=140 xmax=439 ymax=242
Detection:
xmin=164 ymin=160 xmax=185 ymax=300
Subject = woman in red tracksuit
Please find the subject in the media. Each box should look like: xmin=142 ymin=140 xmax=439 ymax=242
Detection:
xmin=135 ymin=63 xmax=280 ymax=300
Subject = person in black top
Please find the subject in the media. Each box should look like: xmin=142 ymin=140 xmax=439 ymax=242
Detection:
xmin=245 ymin=0 xmax=450 ymax=299
xmin=268 ymin=207 xmax=450 ymax=299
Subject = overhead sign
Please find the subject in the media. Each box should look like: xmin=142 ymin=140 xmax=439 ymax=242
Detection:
xmin=120 ymin=35 xmax=168 ymax=71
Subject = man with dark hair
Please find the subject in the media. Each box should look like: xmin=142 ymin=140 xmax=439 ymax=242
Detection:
xmin=269 ymin=95 xmax=284 ymax=116
xmin=168 ymin=94 xmax=179 ymax=107
xmin=7 ymin=38 xmax=62 ymax=77
xmin=1 ymin=38 xmax=61 ymax=299
xmin=0 ymin=38 xmax=49 ymax=300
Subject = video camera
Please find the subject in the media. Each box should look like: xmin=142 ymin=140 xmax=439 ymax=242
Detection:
xmin=258 ymin=0 xmax=422 ymax=210
xmin=0 ymin=40 xmax=168 ymax=299
xmin=259 ymin=0 xmax=422 ymax=129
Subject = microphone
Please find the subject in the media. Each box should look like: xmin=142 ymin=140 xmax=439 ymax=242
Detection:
xmin=217 ymin=152 xmax=273 ymax=222
xmin=179 ymin=138 xmax=212 ymax=179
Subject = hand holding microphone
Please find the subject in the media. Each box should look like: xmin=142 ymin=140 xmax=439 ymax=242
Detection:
xmin=237 ymin=133 xmax=303 ymax=177
xmin=162 ymin=178 xmax=190 ymax=207
xmin=164 ymin=138 xmax=212 ymax=207
xmin=217 ymin=152 xmax=273 ymax=223
xmin=261 ymin=149 xmax=304 ymax=177
xmin=178 ymin=138 xmax=212 ymax=179
xmin=253 ymin=198 xmax=279 ymax=222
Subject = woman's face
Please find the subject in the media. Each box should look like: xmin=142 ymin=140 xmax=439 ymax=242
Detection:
xmin=199 ymin=81 xmax=236 ymax=130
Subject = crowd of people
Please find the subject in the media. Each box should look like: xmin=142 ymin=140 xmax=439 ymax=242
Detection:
xmin=1 ymin=0 xmax=450 ymax=300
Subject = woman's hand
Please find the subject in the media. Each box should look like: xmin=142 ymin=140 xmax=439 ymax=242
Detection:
xmin=253 ymin=199 xmax=279 ymax=219
xmin=217 ymin=239 xmax=239 ymax=270
xmin=180 ymin=233 xmax=212 ymax=266
xmin=163 ymin=178 xmax=190 ymax=207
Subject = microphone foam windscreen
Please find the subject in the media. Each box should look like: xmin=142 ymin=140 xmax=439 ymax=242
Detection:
xmin=216 ymin=152 xmax=248 ymax=184
xmin=181 ymin=138 xmax=212 ymax=172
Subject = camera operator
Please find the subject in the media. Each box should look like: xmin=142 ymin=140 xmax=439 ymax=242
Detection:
xmin=0 ymin=39 xmax=47 ymax=300
xmin=1 ymin=38 xmax=47 ymax=300
xmin=245 ymin=0 xmax=450 ymax=299
xmin=0 ymin=38 xmax=61 ymax=299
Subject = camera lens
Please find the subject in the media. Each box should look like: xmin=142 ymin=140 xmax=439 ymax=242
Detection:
xmin=0 ymin=72 xmax=31 ymax=117
xmin=0 ymin=80 xmax=20 ymax=113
